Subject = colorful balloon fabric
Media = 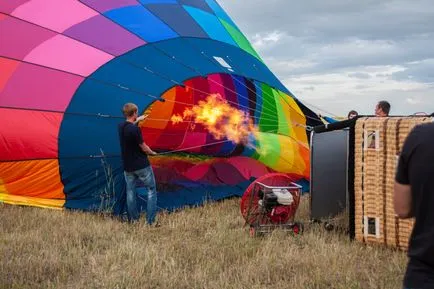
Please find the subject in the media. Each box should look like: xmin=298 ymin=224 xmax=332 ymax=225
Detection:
xmin=0 ymin=0 xmax=321 ymax=212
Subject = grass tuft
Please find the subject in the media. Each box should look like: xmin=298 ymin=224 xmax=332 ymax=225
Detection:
xmin=0 ymin=196 xmax=407 ymax=289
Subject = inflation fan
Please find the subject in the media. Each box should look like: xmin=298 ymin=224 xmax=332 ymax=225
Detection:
xmin=240 ymin=173 xmax=304 ymax=237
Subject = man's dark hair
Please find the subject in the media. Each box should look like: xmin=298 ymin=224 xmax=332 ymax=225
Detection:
xmin=348 ymin=110 xmax=358 ymax=118
xmin=378 ymin=101 xmax=391 ymax=115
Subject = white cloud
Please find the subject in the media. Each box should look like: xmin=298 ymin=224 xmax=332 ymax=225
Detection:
xmin=281 ymin=65 xmax=433 ymax=115
xmin=251 ymin=31 xmax=285 ymax=49
xmin=265 ymin=58 xmax=318 ymax=70
xmin=218 ymin=0 xmax=434 ymax=116
xmin=406 ymin=97 xmax=421 ymax=105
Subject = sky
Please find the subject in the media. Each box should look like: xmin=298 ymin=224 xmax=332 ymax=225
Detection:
xmin=218 ymin=0 xmax=434 ymax=117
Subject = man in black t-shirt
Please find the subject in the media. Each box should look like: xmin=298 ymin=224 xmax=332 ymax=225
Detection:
xmin=395 ymin=122 xmax=434 ymax=289
xmin=118 ymin=103 xmax=157 ymax=224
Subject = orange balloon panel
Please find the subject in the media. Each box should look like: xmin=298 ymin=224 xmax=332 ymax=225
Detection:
xmin=0 ymin=159 xmax=65 ymax=201
xmin=141 ymin=86 xmax=176 ymax=130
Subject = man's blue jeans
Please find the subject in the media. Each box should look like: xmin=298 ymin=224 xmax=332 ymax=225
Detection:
xmin=124 ymin=166 xmax=157 ymax=224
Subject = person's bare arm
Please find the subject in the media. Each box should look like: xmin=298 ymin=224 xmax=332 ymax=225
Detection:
xmin=139 ymin=142 xmax=157 ymax=155
xmin=134 ymin=114 xmax=149 ymax=125
xmin=394 ymin=182 xmax=413 ymax=218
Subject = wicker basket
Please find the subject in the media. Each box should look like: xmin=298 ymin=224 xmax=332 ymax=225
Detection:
xmin=354 ymin=117 xmax=433 ymax=250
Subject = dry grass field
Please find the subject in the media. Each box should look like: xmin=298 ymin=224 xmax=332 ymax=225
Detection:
xmin=0 ymin=196 xmax=407 ymax=289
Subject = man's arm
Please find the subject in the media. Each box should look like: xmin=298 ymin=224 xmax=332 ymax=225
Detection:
xmin=394 ymin=182 xmax=413 ymax=218
xmin=134 ymin=114 xmax=148 ymax=125
xmin=393 ymin=127 xmax=418 ymax=219
xmin=133 ymin=124 xmax=157 ymax=155
xmin=139 ymin=142 xmax=157 ymax=155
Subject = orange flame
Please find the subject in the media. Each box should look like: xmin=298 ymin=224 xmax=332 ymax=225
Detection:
xmin=171 ymin=94 xmax=259 ymax=145
xmin=170 ymin=115 xmax=183 ymax=124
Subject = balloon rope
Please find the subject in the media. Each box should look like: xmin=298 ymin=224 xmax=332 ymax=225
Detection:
xmin=4 ymin=12 xmax=320 ymax=126
xmin=89 ymin=2 xmax=328 ymax=121
xmin=183 ymin=38 xmax=323 ymax=122
xmin=1 ymin=19 xmax=310 ymax=125
xmin=154 ymin=128 xmax=310 ymax=156
xmin=156 ymin=139 xmax=232 ymax=155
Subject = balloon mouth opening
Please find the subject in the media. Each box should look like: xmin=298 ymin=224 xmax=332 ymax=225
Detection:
xmin=138 ymin=76 xmax=260 ymax=156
